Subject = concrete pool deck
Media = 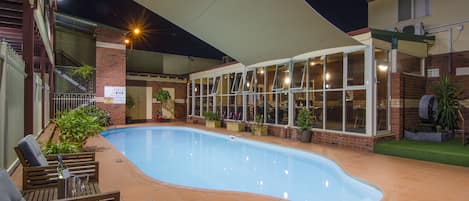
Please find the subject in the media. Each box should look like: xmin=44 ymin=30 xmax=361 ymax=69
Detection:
xmin=12 ymin=122 xmax=469 ymax=201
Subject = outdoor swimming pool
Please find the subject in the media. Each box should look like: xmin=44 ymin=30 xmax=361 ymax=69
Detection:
xmin=102 ymin=127 xmax=382 ymax=201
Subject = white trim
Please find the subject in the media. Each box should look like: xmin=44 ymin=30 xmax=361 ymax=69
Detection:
xmin=190 ymin=63 xmax=244 ymax=79
xmin=292 ymin=45 xmax=367 ymax=61
xmin=96 ymin=41 xmax=126 ymax=50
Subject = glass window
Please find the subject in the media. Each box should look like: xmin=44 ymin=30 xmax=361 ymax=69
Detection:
xmin=345 ymin=90 xmax=366 ymax=133
xmin=273 ymin=64 xmax=289 ymax=90
xmin=256 ymin=67 xmax=265 ymax=93
xmin=308 ymin=56 xmax=324 ymax=90
xmin=195 ymin=97 xmax=201 ymax=116
xmin=414 ymin=0 xmax=430 ymax=18
xmin=265 ymin=65 xmax=276 ymax=92
xmin=212 ymin=76 xmax=220 ymax=94
xmin=376 ymin=48 xmax=390 ymax=131
xmin=277 ymin=92 xmax=288 ymax=125
xmin=325 ymin=91 xmax=343 ymax=131
xmin=256 ymin=93 xmax=266 ymax=123
xmin=247 ymin=94 xmax=255 ymax=122
xmin=326 ymin=53 xmax=343 ymax=89
xmin=293 ymin=92 xmax=306 ymax=124
xmin=223 ymin=74 xmax=231 ymax=95
xmin=188 ymin=96 xmax=193 ymax=115
xmin=266 ymin=93 xmax=275 ymax=123
xmin=292 ymin=61 xmax=306 ymax=89
xmin=244 ymin=71 xmax=254 ymax=92
xmin=398 ymin=0 xmax=412 ymax=21
xmin=194 ymin=79 xmax=201 ymax=96
xmin=347 ymin=51 xmax=365 ymax=86
xmin=202 ymin=78 xmax=208 ymax=95
xmin=397 ymin=52 xmax=421 ymax=74
xmin=231 ymin=73 xmax=242 ymax=93
xmin=309 ymin=91 xmax=323 ymax=128
xmin=201 ymin=97 xmax=207 ymax=115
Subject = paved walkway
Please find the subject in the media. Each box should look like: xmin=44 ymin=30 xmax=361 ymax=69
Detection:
xmin=13 ymin=122 xmax=469 ymax=201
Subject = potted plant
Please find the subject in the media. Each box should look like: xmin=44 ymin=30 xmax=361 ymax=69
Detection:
xmin=226 ymin=120 xmax=245 ymax=132
xmin=296 ymin=108 xmax=313 ymax=143
xmin=434 ymin=76 xmax=460 ymax=134
xmin=251 ymin=115 xmax=268 ymax=136
xmin=203 ymin=111 xmax=221 ymax=128
xmin=125 ymin=95 xmax=135 ymax=123
xmin=154 ymin=89 xmax=171 ymax=122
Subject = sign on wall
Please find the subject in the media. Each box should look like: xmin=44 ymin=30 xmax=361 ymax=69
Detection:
xmin=104 ymin=86 xmax=126 ymax=104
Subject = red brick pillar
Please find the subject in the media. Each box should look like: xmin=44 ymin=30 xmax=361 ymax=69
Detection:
xmin=390 ymin=73 xmax=403 ymax=140
xmin=95 ymin=26 xmax=127 ymax=125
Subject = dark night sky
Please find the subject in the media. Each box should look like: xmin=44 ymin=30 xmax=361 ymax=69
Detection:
xmin=57 ymin=0 xmax=368 ymax=60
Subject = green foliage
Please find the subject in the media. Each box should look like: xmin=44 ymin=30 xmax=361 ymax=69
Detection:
xmin=433 ymin=76 xmax=459 ymax=131
xmin=42 ymin=141 xmax=80 ymax=155
xmin=71 ymin=64 xmax=94 ymax=81
xmin=55 ymin=108 xmax=104 ymax=148
xmin=255 ymin=115 xmax=264 ymax=125
xmin=126 ymin=95 xmax=135 ymax=110
xmin=203 ymin=111 xmax=219 ymax=121
xmin=296 ymin=108 xmax=313 ymax=131
xmin=82 ymin=106 xmax=112 ymax=127
xmin=155 ymin=89 xmax=171 ymax=102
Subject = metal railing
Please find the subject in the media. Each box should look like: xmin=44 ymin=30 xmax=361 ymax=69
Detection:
xmin=53 ymin=93 xmax=96 ymax=117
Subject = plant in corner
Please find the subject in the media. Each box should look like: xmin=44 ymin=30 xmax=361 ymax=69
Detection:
xmin=433 ymin=76 xmax=460 ymax=133
xmin=252 ymin=115 xmax=268 ymax=136
xmin=154 ymin=89 xmax=171 ymax=121
xmin=126 ymin=95 xmax=135 ymax=123
xmin=296 ymin=108 xmax=313 ymax=142
xmin=203 ymin=111 xmax=221 ymax=128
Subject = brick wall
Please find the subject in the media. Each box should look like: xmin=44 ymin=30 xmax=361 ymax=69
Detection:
xmin=426 ymin=50 xmax=469 ymax=132
xmin=390 ymin=73 xmax=426 ymax=139
xmin=95 ymin=25 xmax=127 ymax=125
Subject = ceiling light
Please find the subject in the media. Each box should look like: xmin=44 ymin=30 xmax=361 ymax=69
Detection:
xmin=284 ymin=77 xmax=291 ymax=84
xmin=378 ymin=64 xmax=388 ymax=72
xmin=309 ymin=61 xmax=316 ymax=66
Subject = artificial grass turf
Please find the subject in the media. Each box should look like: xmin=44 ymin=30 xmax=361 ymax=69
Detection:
xmin=374 ymin=139 xmax=469 ymax=167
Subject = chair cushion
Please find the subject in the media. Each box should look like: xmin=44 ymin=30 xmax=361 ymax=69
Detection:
xmin=0 ymin=169 xmax=24 ymax=201
xmin=18 ymin=135 xmax=48 ymax=167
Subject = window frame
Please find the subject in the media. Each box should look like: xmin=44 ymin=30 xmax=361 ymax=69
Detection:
xmin=211 ymin=76 xmax=220 ymax=94
xmin=398 ymin=0 xmax=430 ymax=22
xmin=272 ymin=63 xmax=289 ymax=91
xmin=230 ymin=72 xmax=243 ymax=93
xmin=291 ymin=61 xmax=307 ymax=90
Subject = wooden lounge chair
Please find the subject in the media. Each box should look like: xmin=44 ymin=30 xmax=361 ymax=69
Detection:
xmin=14 ymin=135 xmax=97 ymax=190
xmin=1 ymin=169 xmax=120 ymax=201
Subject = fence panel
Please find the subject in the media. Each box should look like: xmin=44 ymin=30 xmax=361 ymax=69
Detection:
xmin=0 ymin=41 xmax=26 ymax=169
xmin=33 ymin=73 xmax=43 ymax=135
xmin=44 ymin=83 xmax=50 ymax=127
xmin=53 ymin=93 xmax=96 ymax=117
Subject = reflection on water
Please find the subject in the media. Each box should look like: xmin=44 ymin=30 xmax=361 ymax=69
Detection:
xmin=104 ymin=127 xmax=382 ymax=201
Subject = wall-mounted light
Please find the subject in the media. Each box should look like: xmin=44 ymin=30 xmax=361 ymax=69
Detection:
xmin=246 ymin=82 xmax=250 ymax=87
xmin=309 ymin=61 xmax=316 ymax=66
xmin=284 ymin=77 xmax=291 ymax=84
xmin=325 ymin=73 xmax=331 ymax=81
xmin=378 ymin=64 xmax=388 ymax=72
xmin=194 ymin=87 xmax=198 ymax=92
xmin=259 ymin=68 xmax=264 ymax=74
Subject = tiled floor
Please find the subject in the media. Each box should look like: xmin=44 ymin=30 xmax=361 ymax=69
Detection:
xmin=13 ymin=122 xmax=469 ymax=201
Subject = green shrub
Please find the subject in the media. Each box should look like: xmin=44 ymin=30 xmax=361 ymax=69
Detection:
xmin=42 ymin=142 xmax=80 ymax=155
xmin=55 ymin=108 xmax=104 ymax=148
xmin=203 ymin=112 xmax=219 ymax=121
xmin=433 ymin=76 xmax=460 ymax=131
xmin=82 ymin=106 xmax=112 ymax=127
xmin=296 ymin=109 xmax=312 ymax=131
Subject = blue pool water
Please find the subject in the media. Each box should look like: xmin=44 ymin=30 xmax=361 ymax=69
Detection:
xmin=102 ymin=127 xmax=382 ymax=201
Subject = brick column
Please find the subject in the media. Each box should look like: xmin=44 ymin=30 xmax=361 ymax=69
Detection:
xmin=390 ymin=73 xmax=403 ymax=140
xmin=95 ymin=26 xmax=126 ymax=125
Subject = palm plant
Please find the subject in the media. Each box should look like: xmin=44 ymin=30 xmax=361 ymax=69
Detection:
xmin=433 ymin=76 xmax=459 ymax=132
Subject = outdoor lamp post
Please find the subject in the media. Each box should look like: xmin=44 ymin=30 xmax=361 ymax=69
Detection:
xmin=124 ymin=28 xmax=141 ymax=50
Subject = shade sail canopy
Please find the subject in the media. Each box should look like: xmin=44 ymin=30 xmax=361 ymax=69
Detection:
xmin=135 ymin=0 xmax=360 ymax=66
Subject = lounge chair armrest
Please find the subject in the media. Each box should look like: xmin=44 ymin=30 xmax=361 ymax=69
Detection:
xmin=46 ymin=152 xmax=96 ymax=164
xmin=23 ymin=161 xmax=99 ymax=190
xmin=56 ymin=191 xmax=120 ymax=201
